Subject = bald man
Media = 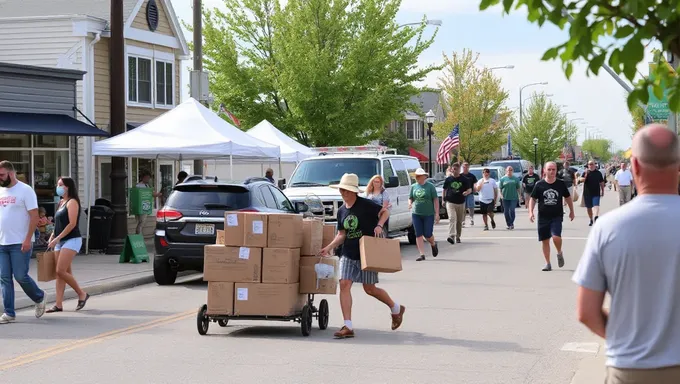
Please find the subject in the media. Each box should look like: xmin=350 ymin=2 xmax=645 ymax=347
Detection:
xmin=573 ymin=124 xmax=680 ymax=383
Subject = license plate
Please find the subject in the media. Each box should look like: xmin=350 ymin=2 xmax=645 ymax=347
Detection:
xmin=194 ymin=224 xmax=215 ymax=235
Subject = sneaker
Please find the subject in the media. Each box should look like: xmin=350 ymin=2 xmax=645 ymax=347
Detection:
xmin=470 ymin=220 xmax=474 ymax=226
xmin=35 ymin=296 xmax=46 ymax=319
xmin=483 ymin=226 xmax=489 ymax=231
xmin=431 ymin=242 xmax=439 ymax=257
xmin=391 ymin=305 xmax=406 ymax=330
xmin=589 ymin=219 xmax=593 ymax=227
xmin=594 ymin=216 xmax=599 ymax=223
xmin=447 ymin=237 xmax=455 ymax=245
xmin=542 ymin=263 xmax=552 ymax=272
xmin=416 ymin=255 xmax=426 ymax=261
xmin=557 ymin=253 xmax=565 ymax=268
xmin=0 ymin=313 xmax=16 ymax=324
xmin=510 ymin=225 xmax=514 ymax=230
xmin=456 ymin=237 xmax=461 ymax=244
xmin=333 ymin=326 xmax=355 ymax=339
xmin=491 ymin=219 xmax=496 ymax=229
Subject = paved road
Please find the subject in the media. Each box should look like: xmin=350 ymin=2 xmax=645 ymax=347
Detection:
xmin=0 ymin=189 xmax=618 ymax=383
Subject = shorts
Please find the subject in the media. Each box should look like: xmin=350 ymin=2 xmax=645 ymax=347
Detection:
xmin=537 ymin=217 xmax=562 ymax=241
xmin=465 ymin=194 xmax=475 ymax=208
xmin=339 ymin=256 xmax=378 ymax=284
xmin=54 ymin=237 xmax=83 ymax=252
xmin=479 ymin=201 xmax=494 ymax=214
xmin=411 ymin=214 xmax=434 ymax=238
xmin=584 ymin=195 xmax=601 ymax=208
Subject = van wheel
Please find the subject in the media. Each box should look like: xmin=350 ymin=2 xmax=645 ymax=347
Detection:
xmin=407 ymin=226 xmax=417 ymax=245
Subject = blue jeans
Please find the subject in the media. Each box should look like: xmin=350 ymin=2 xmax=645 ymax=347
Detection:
xmin=0 ymin=244 xmax=45 ymax=317
xmin=411 ymin=214 xmax=434 ymax=238
xmin=503 ymin=199 xmax=518 ymax=227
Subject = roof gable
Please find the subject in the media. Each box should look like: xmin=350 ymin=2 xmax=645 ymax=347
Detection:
xmin=0 ymin=0 xmax=138 ymax=21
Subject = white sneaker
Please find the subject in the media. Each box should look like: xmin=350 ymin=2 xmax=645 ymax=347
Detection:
xmin=35 ymin=296 xmax=46 ymax=318
xmin=0 ymin=313 xmax=16 ymax=324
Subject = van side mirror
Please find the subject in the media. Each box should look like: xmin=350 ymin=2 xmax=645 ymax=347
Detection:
xmin=278 ymin=178 xmax=286 ymax=190
xmin=295 ymin=201 xmax=309 ymax=213
xmin=385 ymin=176 xmax=399 ymax=188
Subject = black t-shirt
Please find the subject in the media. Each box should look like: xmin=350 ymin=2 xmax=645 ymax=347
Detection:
xmin=522 ymin=173 xmax=540 ymax=193
xmin=531 ymin=179 xmax=570 ymax=220
xmin=583 ymin=170 xmax=604 ymax=196
xmin=461 ymin=172 xmax=478 ymax=187
xmin=558 ymin=168 xmax=576 ymax=187
xmin=336 ymin=196 xmax=382 ymax=260
xmin=443 ymin=175 xmax=470 ymax=204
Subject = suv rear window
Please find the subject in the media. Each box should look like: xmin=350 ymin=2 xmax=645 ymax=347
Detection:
xmin=166 ymin=185 xmax=250 ymax=210
xmin=489 ymin=161 xmax=521 ymax=173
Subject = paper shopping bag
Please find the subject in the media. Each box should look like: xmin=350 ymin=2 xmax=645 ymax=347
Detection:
xmin=37 ymin=251 xmax=56 ymax=282
xmin=572 ymin=187 xmax=579 ymax=203
xmin=359 ymin=236 xmax=402 ymax=273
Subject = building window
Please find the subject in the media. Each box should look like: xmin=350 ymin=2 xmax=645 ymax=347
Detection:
xmin=155 ymin=61 xmax=173 ymax=106
xmin=405 ymin=120 xmax=423 ymax=140
xmin=128 ymin=56 xmax=152 ymax=104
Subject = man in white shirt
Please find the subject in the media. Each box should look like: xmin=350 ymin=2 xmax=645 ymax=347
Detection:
xmin=0 ymin=161 xmax=46 ymax=323
xmin=614 ymin=162 xmax=634 ymax=205
xmin=474 ymin=168 xmax=498 ymax=231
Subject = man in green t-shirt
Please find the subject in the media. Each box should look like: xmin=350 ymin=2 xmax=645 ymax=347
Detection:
xmin=499 ymin=166 xmax=522 ymax=229
xmin=408 ymin=168 xmax=439 ymax=261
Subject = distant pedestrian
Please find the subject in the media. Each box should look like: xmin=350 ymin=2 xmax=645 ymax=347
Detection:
xmin=558 ymin=161 xmax=577 ymax=205
xmin=0 ymin=160 xmax=46 ymax=323
xmin=614 ymin=162 xmax=634 ymax=205
xmin=475 ymin=168 xmax=498 ymax=231
xmin=499 ymin=166 xmax=521 ymax=229
xmin=175 ymin=171 xmax=188 ymax=186
xmin=46 ymin=177 xmax=89 ymax=313
xmin=321 ymin=173 xmax=404 ymax=339
xmin=580 ymin=161 xmax=605 ymax=226
xmin=573 ymin=124 xmax=680 ymax=383
xmin=409 ymin=168 xmax=439 ymax=261
xmin=442 ymin=162 xmax=472 ymax=244
xmin=461 ymin=163 xmax=478 ymax=226
xmin=522 ymin=165 xmax=539 ymax=210
xmin=135 ymin=170 xmax=162 ymax=235
xmin=529 ymin=162 xmax=574 ymax=272
xmin=265 ymin=168 xmax=275 ymax=184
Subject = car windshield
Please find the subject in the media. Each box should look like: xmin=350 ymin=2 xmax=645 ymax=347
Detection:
xmin=469 ymin=168 xmax=499 ymax=180
xmin=288 ymin=158 xmax=380 ymax=186
xmin=166 ymin=186 xmax=250 ymax=210
xmin=489 ymin=161 xmax=521 ymax=173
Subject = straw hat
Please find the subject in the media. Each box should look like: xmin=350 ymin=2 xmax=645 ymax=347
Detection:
xmin=330 ymin=173 xmax=361 ymax=193
xmin=414 ymin=168 xmax=428 ymax=176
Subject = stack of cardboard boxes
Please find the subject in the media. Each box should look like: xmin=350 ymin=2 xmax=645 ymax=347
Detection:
xmin=204 ymin=212 xmax=338 ymax=317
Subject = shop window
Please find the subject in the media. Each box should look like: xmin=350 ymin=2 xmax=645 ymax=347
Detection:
xmin=155 ymin=61 xmax=174 ymax=107
xmin=0 ymin=134 xmax=30 ymax=148
xmin=34 ymin=151 xmax=69 ymax=217
xmin=128 ymin=56 xmax=152 ymax=105
xmin=0 ymin=150 xmax=31 ymax=185
xmin=34 ymin=135 xmax=69 ymax=148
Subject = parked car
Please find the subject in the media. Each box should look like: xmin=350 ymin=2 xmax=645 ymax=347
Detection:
xmin=488 ymin=159 xmax=534 ymax=205
xmin=426 ymin=178 xmax=447 ymax=219
xmin=467 ymin=166 xmax=504 ymax=212
xmin=153 ymin=178 xmax=308 ymax=285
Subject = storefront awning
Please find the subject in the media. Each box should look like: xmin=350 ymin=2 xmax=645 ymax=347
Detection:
xmin=0 ymin=111 xmax=109 ymax=137
xmin=409 ymin=147 xmax=429 ymax=162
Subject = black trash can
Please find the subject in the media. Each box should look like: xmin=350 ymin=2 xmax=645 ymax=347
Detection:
xmin=86 ymin=205 xmax=115 ymax=252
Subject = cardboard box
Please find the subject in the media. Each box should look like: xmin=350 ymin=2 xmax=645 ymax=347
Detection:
xmin=243 ymin=213 xmax=268 ymax=247
xmin=207 ymin=282 xmax=234 ymax=315
xmin=267 ymin=213 xmax=304 ymax=248
xmin=299 ymin=256 xmax=338 ymax=295
xmin=203 ymin=245 xmax=262 ymax=282
xmin=37 ymin=251 xmax=56 ymax=282
xmin=216 ymin=230 xmax=225 ymax=245
xmin=322 ymin=224 xmax=336 ymax=249
xmin=359 ymin=236 xmax=402 ymax=273
xmin=223 ymin=212 xmax=245 ymax=246
xmin=262 ymin=248 xmax=300 ymax=284
xmin=233 ymin=283 xmax=306 ymax=316
xmin=301 ymin=218 xmax=323 ymax=256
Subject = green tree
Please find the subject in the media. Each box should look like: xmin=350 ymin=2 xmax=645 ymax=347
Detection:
xmin=198 ymin=0 xmax=438 ymax=146
xmin=511 ymin=93 xmax=575 ymax=166
xmin=479 ymin=0 xmax=680 ymax=113
xmin=379 ymin=128 xmax=413 ymax=156
xmin=434 ymin=49 xmax=511 ymax=164
xmin=582 ymin=138 xmax=613 ymax=162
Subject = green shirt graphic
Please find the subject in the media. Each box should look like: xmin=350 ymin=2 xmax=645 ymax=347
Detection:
xmin=499 ymin=175 xmax=521 ymax=200
xmin=409 ymin=182 xmax=438 ymax=216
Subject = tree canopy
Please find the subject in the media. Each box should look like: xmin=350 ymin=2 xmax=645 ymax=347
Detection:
xmin=433 ymin=49 xmax=511 ymax=165
xmin=198 ymin=0 xmax=439 ymax=146
xmin=582 ymin=138 xmax=613 ymax=162
xmin=479 ymin=0 xmax=680 ymax=113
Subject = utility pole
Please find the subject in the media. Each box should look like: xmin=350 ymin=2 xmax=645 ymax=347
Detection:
xmin=192 ymin=0 xmax=204 ymax=175
xmin=108 ymin=0 xmax=127 ymax=254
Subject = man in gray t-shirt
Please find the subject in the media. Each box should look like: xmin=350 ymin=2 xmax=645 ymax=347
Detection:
xmin=572 ymin=124 xmax=680 ymax=382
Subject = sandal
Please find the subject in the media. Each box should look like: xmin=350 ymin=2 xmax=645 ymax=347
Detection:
xmin=46 ymin=305 xmax=62 ymax=313
xmin=75 ymin=293 xmax=90 ymax=311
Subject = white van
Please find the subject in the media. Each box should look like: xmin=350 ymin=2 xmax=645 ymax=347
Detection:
xmin=281 ymin=154 xmax=422 ymax=244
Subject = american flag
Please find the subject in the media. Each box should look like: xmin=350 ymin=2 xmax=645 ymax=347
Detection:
xmin=219 ymin=103 xmax=241 ymax=127
xmin=436 ymin=124 xmax=460 ymax=164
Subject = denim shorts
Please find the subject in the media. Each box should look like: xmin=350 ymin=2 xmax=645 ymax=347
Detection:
xmin=411 ymin=214 xmax=434 ymax=238
xmin=537 ymin=217 xmax=562 ymax=241
xmin=54 ymin=237 xmax=82 ymax=253
xmin=465 ymin=194 xmax=475 ymax=208
xmin=585 ymin=195 xmax=601 ymax=208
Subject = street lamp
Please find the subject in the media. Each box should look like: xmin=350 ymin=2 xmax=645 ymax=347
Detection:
xmin=398 ymin=19 xmax=442 ymax=28
xmin=489 ymin=65 xmax=515 ymax=70
xmin=533 ymin=137 xmax=539 ymax=167
xmin=519 ymin=82 xmax=548 ymax=129
xmin=425 ymin=109 xmax=436 ymax=173
xmin=522 ymin=94 xmax=553 ymax=106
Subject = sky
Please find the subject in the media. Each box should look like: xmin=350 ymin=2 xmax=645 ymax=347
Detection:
xmin=169 ymin=0 xmax=657 ymax=151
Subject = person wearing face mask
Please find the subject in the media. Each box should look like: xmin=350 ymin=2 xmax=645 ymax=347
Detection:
xmin=0 ymin=161 xmax=46 ymax=323
xmin=45 ymin=176 xmax=89 ymax=313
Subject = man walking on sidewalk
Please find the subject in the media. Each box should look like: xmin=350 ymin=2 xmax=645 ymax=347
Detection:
xmin=461 ymin=162 xmax=477 ymax=226
xmin=475 ymin=168 xmax=498 ymax=231
xmin=614 ymin=162 xmax=634 ymax=205
xmin=443 ymin=162 xmax=472 ymax=244
xmin=529 ymin=162 xmax=574 ymax=272
xmin=580 ymin=161 xmax=605 ymax=226
xmin=573 ymin=124 xmax=680 ymax=383
xmin=321 ymin=173 xmax=405 ymax=339
xmin=0 ymin=161 xmax=46 ymax=323
xmin=522 ymin=165 xmax=539 ymax=209
xmin=499 ymin=166 xmax=521 ymax=229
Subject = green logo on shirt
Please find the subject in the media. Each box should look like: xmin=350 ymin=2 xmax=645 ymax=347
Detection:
xmin=414 ymin=188 xmax=426 ymax=199
xmin=451 ymin=181 xmax=462 ymax=191
xmin=343 ymin=214 xmax=362 ymax=239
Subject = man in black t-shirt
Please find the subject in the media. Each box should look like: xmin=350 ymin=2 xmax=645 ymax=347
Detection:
xmin=557 ymin=161 xmax=577 ymax=200
xmin=522 ymin=165 xmax=539 ymax=210
xmin=461 ymin=162 xmax=478 ymax=226
xmin=443 ymin=162 xmax=472 ymax=244
xmin=530 ymin=161 xmax=575 ymax=272
xmin=580 ymin=161 xmax=605 ymax=226
xmin=320 ymin=173 xmax=404 ymax=339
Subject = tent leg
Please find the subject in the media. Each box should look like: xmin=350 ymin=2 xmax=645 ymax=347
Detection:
xmin=278 ymin=158 xmax=282 ymax=180
xmin=85 ymin=150 xmax=93 ymax=255
xmin=230 ymin=155 xmax=233 ymax=180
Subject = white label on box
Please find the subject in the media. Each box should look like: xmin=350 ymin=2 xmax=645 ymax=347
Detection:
xmin=238 ymin=247 xmax=250 ymax=259
xmin=226 ymin=214 xmax=238 ymax=226
xmin=252 ymin=220 xmax=264 ymax=234
xmin=237 ymin=288 xmax=248 ymax=301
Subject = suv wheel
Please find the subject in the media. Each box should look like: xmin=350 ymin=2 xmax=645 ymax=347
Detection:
xmin=154 ymin=259 xmax=177 ymax=285
xmin=407 ymin=226 xmax=417 ymax=245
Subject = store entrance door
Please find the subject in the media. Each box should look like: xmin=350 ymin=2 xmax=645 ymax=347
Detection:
xmin=158 ymin=161 xmax=175 ymax=207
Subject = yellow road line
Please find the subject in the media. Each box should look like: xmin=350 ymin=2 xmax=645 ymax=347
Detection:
xmin=0 ymin=309 xmax=195 ymax=371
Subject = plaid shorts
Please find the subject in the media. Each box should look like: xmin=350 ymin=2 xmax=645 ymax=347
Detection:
xmin=339 ymin=256 xmax=379 ymax=284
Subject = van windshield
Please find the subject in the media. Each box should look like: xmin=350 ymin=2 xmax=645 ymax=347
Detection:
xmin=489 ymin=161 xmax=521 ymax=173
xmin=288 ymin=158 xmax=380 ymax=187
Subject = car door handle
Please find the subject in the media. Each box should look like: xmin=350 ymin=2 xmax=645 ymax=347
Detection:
xmin=396 ymin=196 xmax=399 ymax=204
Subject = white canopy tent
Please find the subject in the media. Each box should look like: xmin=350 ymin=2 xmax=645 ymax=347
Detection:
xmin=246 ymin=119 xmax=314 ymax=163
